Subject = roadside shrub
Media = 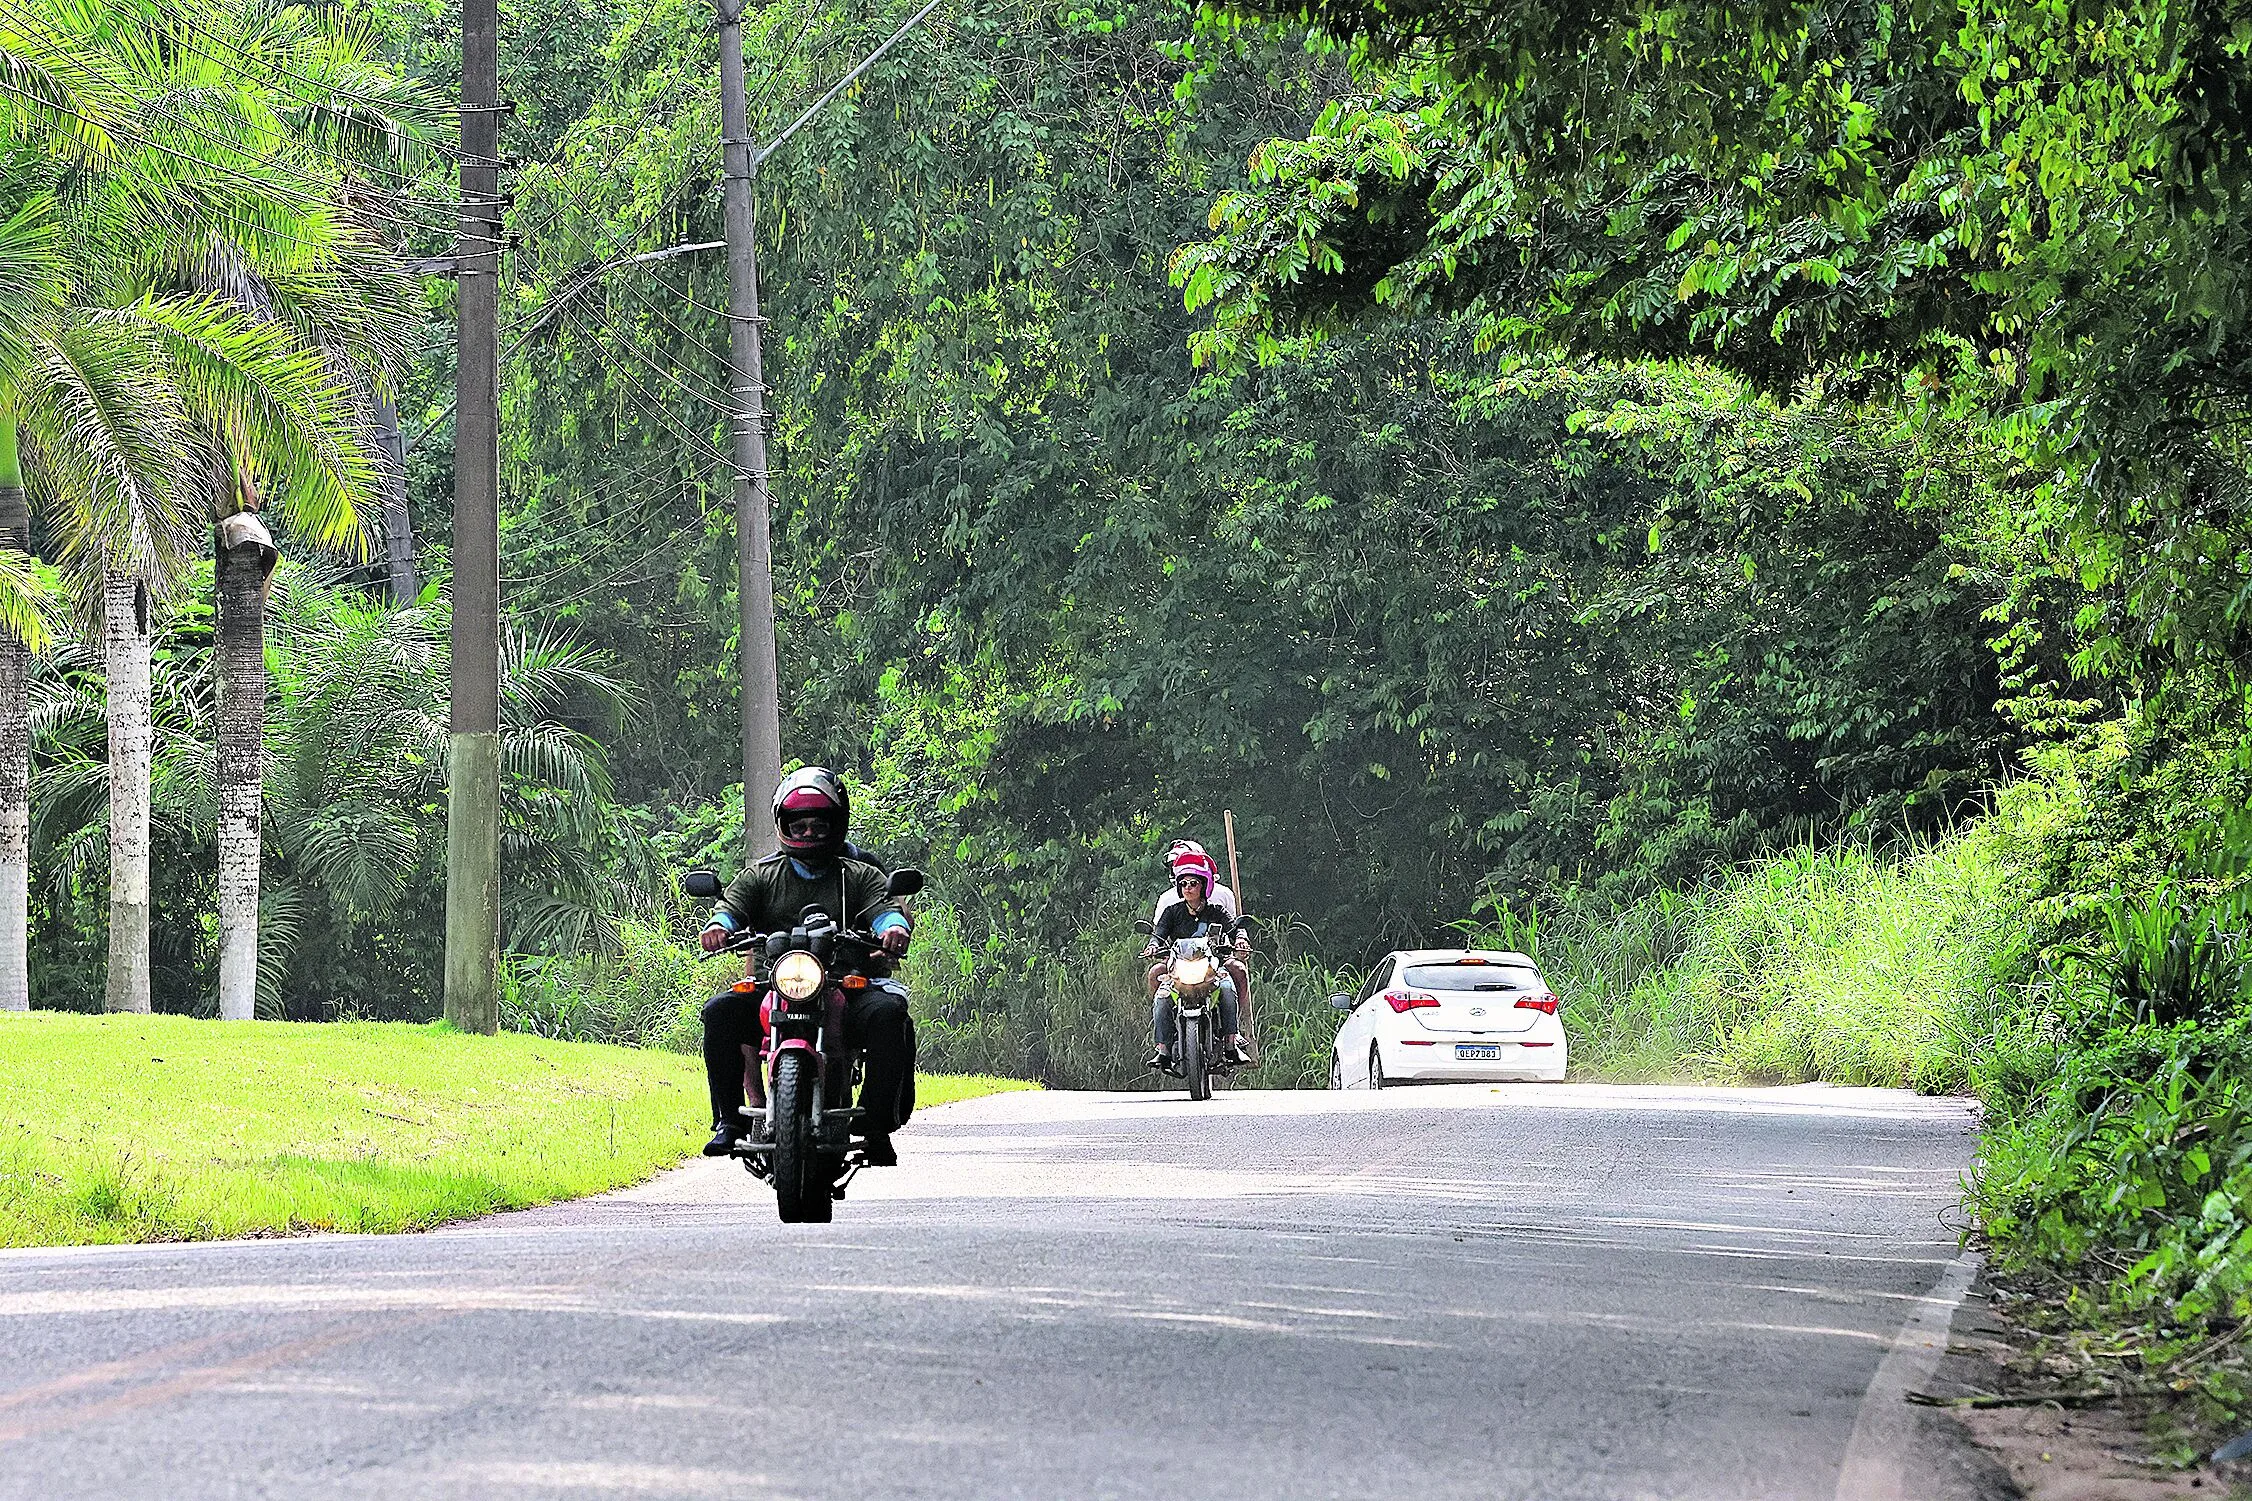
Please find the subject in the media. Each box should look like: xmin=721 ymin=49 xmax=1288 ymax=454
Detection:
xmin=1973 ymin=880 xmax=2252 ymax=1322
xmin=1976 ymin=1015 xmax=2252 ymax=1323
xmin=500 ymin=919 xmax=730 ymax=1053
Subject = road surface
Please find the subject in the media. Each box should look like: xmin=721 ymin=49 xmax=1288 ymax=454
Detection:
xmin=0 ymin=1084 xmax=1995 ymax=1499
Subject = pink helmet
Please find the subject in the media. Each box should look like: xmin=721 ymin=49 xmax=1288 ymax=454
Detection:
xmin=1171 ymin=851 xmax=1218 ymax=898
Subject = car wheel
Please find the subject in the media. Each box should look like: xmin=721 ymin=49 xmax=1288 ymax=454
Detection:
xmin=1368 ymin=1044 xmax=1385 ymax=1092
xmin=1329 ymin=1052 xmax=1343 ymax=1091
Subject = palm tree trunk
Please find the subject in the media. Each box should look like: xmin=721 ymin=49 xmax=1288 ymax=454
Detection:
xmin=214 ymin=505 xmax=276 ymax=1021
xmin=103 ymin=566 xmax=152 ymax=1013
xmin=0 ymin=409 xmax=30 ymax=1013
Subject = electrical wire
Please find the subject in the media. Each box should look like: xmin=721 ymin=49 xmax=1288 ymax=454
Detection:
xmin=532 ymin=160 xmax=734 ymax=378
xmin=549 ymin=297 xmax=736 ymax=470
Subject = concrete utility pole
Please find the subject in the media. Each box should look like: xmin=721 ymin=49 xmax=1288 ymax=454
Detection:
xmin=715 ymin=0 xmax=782 ymax=862
xmin=713 ymin=0 xmax=943 ymax=859
xmin=444 ymin=0 xmax=503 ymax=1035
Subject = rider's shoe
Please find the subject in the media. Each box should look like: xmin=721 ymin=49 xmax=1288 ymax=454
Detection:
xmin=1227 ymin=1037 xmax=1253 ymax=1066
xmin=858 ymin=1132 xmax=899 ymax=1167
xmin=702 ymin=1123 xmax=741 ymax=1157
xmin=1145 ymin=1047 xmax=1171 ymax=1072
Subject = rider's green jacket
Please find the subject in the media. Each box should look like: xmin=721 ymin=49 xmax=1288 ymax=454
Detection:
xmin=712 ymin=851 xmax=904 ymax=937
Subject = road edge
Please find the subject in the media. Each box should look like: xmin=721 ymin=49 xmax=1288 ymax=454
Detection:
xmin=1835 ymin=1250 xmax=1990 ymax=1501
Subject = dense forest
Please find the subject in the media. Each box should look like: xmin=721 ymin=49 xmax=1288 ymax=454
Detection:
xmin=7 ymin=0 xmax=2252 ymax=1422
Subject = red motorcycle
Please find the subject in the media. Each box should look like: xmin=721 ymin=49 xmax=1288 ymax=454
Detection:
xmin=681 ymin=866 xmax=923 ymax=1223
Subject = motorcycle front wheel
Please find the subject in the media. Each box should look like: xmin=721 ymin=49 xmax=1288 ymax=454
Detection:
xmin=1181 ymin=1012 xmax=1211 ymax=1101
xmin=770 ymin=1050 xmax=832 ymax=1223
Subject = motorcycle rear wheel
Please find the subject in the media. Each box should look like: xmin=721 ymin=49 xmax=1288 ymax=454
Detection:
xmin=1182 ymin=1013 xmax=1211 ymax=1101
xmin=770 ymin=1051 xmax=832 ymax=1223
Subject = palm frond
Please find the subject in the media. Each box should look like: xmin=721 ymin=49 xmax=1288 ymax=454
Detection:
xmin=253 ymin=876 xmax=302 ymax=1018
xmin=106 ymin=291 xmax=375 ymax=553
xmin=14 ymin=318 xmax=204 ymax=583
xmin=0 ymin=192 xmax=64 ymax=381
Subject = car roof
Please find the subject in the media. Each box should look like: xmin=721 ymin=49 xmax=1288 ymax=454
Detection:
xmin=1392 ymin=948 xmax=1539 ymax=968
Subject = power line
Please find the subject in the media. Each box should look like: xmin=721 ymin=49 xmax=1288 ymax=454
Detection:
xmin=754 ymin=0 xmax=944 ymax=171
xmin=533 ymin=163 xmax=734 ymax=378
xmin=549 ymin=297 xmax=736 ymax=470
xmin=403 ymin=237 xmax=726 ymax=456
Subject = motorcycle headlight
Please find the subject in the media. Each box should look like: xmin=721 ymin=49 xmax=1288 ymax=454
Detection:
xmin=1176 ymin=957 xmax=1214 ymax=986
xmin=773 ymin=950 xmax=826 ymax=1001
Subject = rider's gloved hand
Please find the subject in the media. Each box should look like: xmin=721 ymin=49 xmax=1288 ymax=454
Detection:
xmin=880 ymin=927 xmax=910 ymax=957
xmin=699 ymin=924 xmax=728 ymax=953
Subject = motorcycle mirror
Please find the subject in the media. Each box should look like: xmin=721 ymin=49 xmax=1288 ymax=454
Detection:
xmin=681 ymin=869 xmax=723 ymax=900
xmin=1328 ymin=993 xmax=1353 ymax=1012
xmin=885 ymin=867 xmax=925 ymax=899
xmin=1132 ymin=919 xmax=1154 ymax=935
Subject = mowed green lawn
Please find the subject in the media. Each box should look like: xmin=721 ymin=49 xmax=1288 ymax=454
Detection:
xmin=0 ymin=1013 xmax=1033 ymax=1247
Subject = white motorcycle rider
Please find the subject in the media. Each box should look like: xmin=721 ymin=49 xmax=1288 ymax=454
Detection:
xmin=1142 ymin=855 xmax=1251 ymax=1099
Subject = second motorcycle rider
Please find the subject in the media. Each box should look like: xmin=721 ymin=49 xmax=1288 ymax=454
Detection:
xmin=697 ymin=768 xmax=917 ymax=1165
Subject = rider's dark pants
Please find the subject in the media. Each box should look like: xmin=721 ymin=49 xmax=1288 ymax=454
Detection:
xmin=1153 ymin=977 xmax=1239 ymax=1050
xmin=702 ymin=981 xmax=916 ymax=1135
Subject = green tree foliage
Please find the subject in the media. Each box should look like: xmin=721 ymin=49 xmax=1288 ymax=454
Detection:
xmin=478 ymin=0 xmax=2018 ymax=967
xmin=1174 ymin=0 xmax=2252 ymax=677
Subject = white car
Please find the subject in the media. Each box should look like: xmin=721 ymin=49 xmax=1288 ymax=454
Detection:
xmin=1327 ymin=948 xmax=1568 ymax=1089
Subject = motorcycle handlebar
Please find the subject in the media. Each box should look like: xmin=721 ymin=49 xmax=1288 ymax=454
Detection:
xmin=720 ymin=926 xmax=885 ymax=955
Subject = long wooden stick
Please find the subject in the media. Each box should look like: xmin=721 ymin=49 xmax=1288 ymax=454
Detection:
xmin=1224 ymin=809 xmax=1256 ymax=1058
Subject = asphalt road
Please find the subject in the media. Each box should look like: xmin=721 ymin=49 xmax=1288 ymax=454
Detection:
xmin=0 ymin=1083 xmax=1993 ymax=1500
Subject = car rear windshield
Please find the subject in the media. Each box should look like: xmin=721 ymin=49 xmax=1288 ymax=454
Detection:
xmin=1403 ymin=963 xmax=1544 ymax=993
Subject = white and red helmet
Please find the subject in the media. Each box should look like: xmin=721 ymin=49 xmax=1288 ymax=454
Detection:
xmin=1164 ymin=839 xmax=1208 ymax=873
xmin=1171 ymin=851 xmax=1219 ymax=899
xmin=773 ymin=767 xmax=849 ymax=856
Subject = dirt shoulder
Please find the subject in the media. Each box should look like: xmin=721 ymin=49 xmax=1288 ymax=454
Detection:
xmin=1913 ymin=1274 xmax=2252 ymax=1501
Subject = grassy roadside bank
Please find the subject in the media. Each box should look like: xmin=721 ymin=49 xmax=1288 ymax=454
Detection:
xmin=1513 ymin=824 xmax=2042 ymax=1093
xmin=0 ymin=1013 xmax=1032 ymax=1248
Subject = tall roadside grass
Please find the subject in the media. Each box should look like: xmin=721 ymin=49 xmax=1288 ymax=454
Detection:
xmin=1479 ymin=823 xmax=2042 ymax=1091
xmin=902 ymin=827 xmax=2042 ymax=1094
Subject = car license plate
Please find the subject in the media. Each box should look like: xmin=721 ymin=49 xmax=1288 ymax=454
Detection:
xmin=1455 ymin=1043 xmax=1501 ymax=1060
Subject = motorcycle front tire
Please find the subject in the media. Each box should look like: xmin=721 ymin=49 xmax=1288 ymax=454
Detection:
xmin=1182 ymin=1012 xmax=1211 ymax=1101
xmin=770 ymin=1050 xmax=832 ymax=1223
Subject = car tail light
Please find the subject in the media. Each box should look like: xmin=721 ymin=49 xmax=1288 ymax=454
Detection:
xmin=1515 ymin=992 xmax=1560 ymax=1015
xmin=1385 ymin=990 xmax=1438 ymax=1013
xmin=1400 ymin=1039 xmax=1437 ymax=1046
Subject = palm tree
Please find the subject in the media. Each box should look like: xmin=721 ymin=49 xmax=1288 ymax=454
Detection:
xmin=0 ymin=191 xmax=70 ymax=1012
xmin=3 ymin=0 xmax=429 ymax=1014
xmin=122 ymin=3 xmax=432 ymax=1019
xmin=32 ymin=567 xmax=643 ymax=1015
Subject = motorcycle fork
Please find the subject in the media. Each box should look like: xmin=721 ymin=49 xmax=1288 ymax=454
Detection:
xmin=755 ymin=989 xmax=848 ymax=1115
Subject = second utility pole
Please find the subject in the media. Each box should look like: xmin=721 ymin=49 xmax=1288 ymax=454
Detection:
xmin=715 ymin=0 xmax=782 ymax=859
xmin=443 ymin=0 xmax=502 ymax=1034
xmin=713 ymin=0 xmax=944 ymax=857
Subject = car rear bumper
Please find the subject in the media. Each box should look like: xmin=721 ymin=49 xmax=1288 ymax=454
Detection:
xmin=1380 ymin=1037 xmax=1567 ymax=1082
